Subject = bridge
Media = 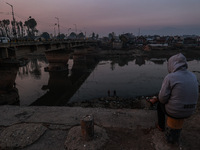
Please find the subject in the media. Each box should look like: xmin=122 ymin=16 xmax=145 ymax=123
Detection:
xmin=0 ymin=39 xmax=100 ymax=105
xmin=0 ymin=39 xmax=99 ymax=72
xmin=0 ymin=40 xmax=98 ymax=60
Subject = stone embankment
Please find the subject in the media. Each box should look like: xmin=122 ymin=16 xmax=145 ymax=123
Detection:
xmin=0 ymin=96 xmax=199 ymax=150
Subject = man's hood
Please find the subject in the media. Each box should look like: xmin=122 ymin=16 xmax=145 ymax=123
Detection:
xmin=167 ymin=53 xmax=188 ymax=73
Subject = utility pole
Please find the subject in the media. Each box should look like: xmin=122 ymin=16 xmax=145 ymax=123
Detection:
xmin=54 ymin=23 xmax=57 ymax=38
xmin=68 ymin=28 xmax=71 ymax=35
xmin=84 ymin=27 xmax=87 ymax=38
xmin=6 ymin=2 xmax=16 ymax=38
xmin=55 ymin=17 xmax=60 ymax=38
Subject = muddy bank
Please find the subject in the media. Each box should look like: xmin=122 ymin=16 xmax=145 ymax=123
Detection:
xmin=68 ymin=93 xmax=200 ymax=110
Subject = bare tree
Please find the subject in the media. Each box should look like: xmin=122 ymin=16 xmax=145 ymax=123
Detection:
xmin=16 ymin=21 xmax=20 ymax=38
xmin=0 ymin=21 xmax=5 ymax=36
xmin=1 ymin=19 xmax=11 ymax=37
xmin=19 ymin=21 xmax=24 ymax=37
xmin=0 ymin=27 xmax=4 ymax=36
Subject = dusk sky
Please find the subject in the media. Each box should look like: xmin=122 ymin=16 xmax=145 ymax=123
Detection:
xmin=1 ymin=0 xmax=200 ymax=37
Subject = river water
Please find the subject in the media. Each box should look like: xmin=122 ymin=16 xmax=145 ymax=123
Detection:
xmin=15 ymin=56 xmax=200 ymax=106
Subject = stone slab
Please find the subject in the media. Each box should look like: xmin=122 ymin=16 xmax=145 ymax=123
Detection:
xmin=0 ymin=123 xmax=47 ymax=149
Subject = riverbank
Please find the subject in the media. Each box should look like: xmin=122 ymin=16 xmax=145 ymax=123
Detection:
xmin=67 ymin=96 xmax=156 ymax=109
xmin=99 ymin=48 xmax=200 ymax=59
xmin=0 ymin=95 xmax=199 ymax=150
xmin=1 ymin=49 xmax=200 ymax=149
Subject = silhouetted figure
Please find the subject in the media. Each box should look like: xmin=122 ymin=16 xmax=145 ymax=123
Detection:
xmin=107 ymin=90 xmax=110 ymax=97
xmin=113 ymin=90 xmax=116 ymax=97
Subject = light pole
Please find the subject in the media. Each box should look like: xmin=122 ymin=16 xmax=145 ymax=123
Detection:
xmin=54 ymin=23 xmax=57 ymax=38
xmin=84 ymin=27 xmax=87 ymax=38
xmin=68 ymin=28 xmax=71 ymax=35
xmin=6 ymin=2 xmax=16 ymax=38
xmin=55 ymin=17 xmax=60 ymax=38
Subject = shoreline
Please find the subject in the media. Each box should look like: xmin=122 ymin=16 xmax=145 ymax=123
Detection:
xmin=67 ymin=96 xmax=155 ymax=109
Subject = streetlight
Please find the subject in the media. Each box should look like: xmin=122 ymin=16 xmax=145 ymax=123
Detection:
xmin=84 ymin=27 xmax=87 ymax=38
xmin=68 ymin=28 xmax=71 ymax=35
xmin=54 ymin=23 xmax=57 ymax=37
xmin=55 ymin=17 xmax=60 ymax=38
xmin=6 ymin=2 xmax=16 ymax=38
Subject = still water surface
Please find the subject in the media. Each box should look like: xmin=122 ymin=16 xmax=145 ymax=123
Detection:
xmin=15 ymin=57 xmax=200 ymax=106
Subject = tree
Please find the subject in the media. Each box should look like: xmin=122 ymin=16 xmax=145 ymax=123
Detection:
xmin=96 ymin=34 xmax=99 ymax=39
xmin=108 ymin=32 xmax=115 ymax=43
xmin=15 ymin=21 xmax=24 ymax=38
xmin=0 ymin=21 xmax=5 ymax=36
xmin=41 ymin=32 xmax=50 ymax=40
xmin=119 ymin=34 xmax=129 ymax=48
xmin=0 ymin=27 xmax=4 ymax=37
xmin=16 ymin=21 xmax=20 ymax=38
xmin=19 ymin=21 xmax=24 ymax=37
xmin=77 ymin=32 xmax=85 ymax=39
xmin=1 ymin=19 xmax=10 ymax=37
xmin=68 ymin=32 xmax=77 ymax=39
xmin=108 ymin=32 xmax=115 ymax=39
xmin=59 ymin=33 xmax=65 ymax=39
xmin=24 ymin=16 xmax=37 ymax=38
xmin=92 ymin=32 xmax=95 ymax=39
xmin=11 ymin=20 xmax=16 ymax=37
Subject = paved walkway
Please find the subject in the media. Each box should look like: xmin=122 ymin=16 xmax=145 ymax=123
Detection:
xmin=0 ymin=105 xmax=199 ymax=150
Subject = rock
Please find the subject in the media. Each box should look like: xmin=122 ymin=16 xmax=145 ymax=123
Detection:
xmin=0 ymin=123 xmax=47 ymax=149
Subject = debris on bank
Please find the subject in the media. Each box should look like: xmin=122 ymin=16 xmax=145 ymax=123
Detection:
xmin=67 ymin=96 xmax=157 ymax=109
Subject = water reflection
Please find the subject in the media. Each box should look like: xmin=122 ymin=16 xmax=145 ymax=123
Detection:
xmin=31 ymin=55 xmax=99 ymax=106
xmin=69 ymin=59 xmax=167 ymax=102
xmin=149 ymin=58 xmax=166 ymax=64
xmin=109 ymin=56 xmax=135 ymax=70
xmin=18 ymin=57 xmax=48 ymax=79
xmin=135 ymin=57 xmax=145 ymax=66
xmin=1 ymin=55 xmax=199 ymax=106
xmin=29 ymin=59 xmax=42 ymax=79
xmin=16 ymin=57 xmax=49 ymax=106
xmin=69 ymin=56 xmax=200 ymax=103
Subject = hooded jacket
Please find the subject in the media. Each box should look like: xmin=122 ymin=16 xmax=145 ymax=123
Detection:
xmin=159 ymin=53 xmax=199 ymax=118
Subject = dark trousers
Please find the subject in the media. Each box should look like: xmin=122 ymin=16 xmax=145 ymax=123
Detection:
xmin=157 ymin=102 xmax=166 ymax=130
xmin=157 ymin=101 xmax=182 ymax=129
xmin=157 ymin=102 xmax=182 ymax=143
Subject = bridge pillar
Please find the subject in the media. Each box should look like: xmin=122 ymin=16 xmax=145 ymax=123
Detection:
xmin=44 ymin=49 xmax=71 ymax=71
xmin=0 ymin=66 xmax=19 ymax=105
xmin=0 ymin=48 xmax=9 ymax=59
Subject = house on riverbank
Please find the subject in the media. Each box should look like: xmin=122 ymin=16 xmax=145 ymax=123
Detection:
xmin=99 ymin=34 xmax=200 ymax=51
